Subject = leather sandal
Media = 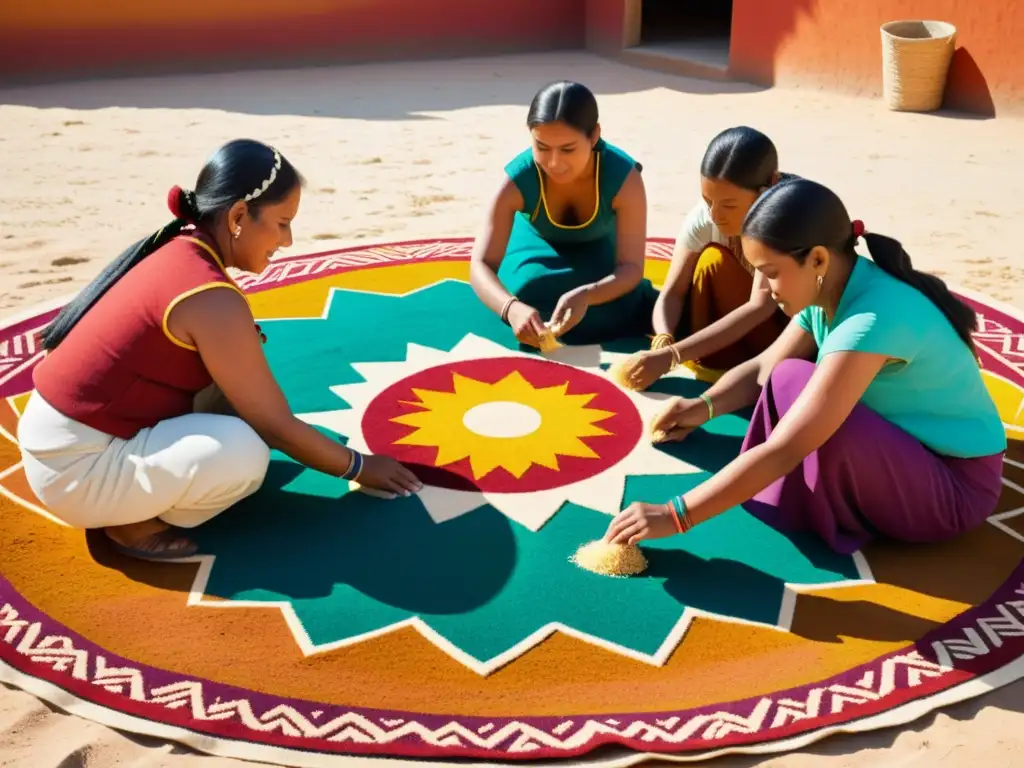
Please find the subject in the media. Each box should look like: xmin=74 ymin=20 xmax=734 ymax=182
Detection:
xmin=106 ymin=529 xmax=199 ymax=561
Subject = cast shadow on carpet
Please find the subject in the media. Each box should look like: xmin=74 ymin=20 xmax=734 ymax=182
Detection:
xmin=80 ymin=448 xmax=1022 ymax=651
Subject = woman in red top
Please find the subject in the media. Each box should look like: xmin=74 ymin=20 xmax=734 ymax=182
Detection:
xmin=17 ymin=139 xmax=421 ymax=561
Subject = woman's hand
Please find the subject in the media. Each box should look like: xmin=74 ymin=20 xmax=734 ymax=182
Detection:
xmin=604 ymin=501 xmax=679 ymax=544
xmin=507 ymin=301 xmax=547 ymax=347
xmin=550 ymin=287 xmax=590 ymax=336
xmin=650 ymin=396 xmax=711 ymax=443
xmin=356 ymin=454 xmax=423 ymax=498
xmin=622 ymin=348 xmax=676 ymax=391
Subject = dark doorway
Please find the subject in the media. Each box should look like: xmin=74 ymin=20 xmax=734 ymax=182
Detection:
xmin=633 ymin=0 xmax=732 ymax=74
xmin=640 ymin=0 xmax=732 ymax=46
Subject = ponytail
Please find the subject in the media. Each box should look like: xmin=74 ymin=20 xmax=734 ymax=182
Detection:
xmin=862 ymin=232 xmax=978 ymax=353
xmin=39 ymin=220 xmax=187 ymax=350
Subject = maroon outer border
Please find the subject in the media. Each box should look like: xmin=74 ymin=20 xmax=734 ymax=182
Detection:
xmin=2 ymin=237 xmax=1023 ymax=761
xmin=3 ymin=567 xmax=1023 ymax=760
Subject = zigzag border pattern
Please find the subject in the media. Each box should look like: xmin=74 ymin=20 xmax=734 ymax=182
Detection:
xmin=2 ymin=574 xmax=1024 ymax=760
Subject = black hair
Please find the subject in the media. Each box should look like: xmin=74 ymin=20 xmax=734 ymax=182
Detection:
xmin=742 ymin=177 xmax=977 ymax=352
xmin=700 ymin=126 xmax=779 ymax=192
xmin=40 ymin=139 xmax=302 ymax=350
xmin=526 ymin=81 xmax=599 ymax=137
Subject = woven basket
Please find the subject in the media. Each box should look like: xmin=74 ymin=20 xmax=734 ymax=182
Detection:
xmin=880 ymin=20 xmax=957 ymax=112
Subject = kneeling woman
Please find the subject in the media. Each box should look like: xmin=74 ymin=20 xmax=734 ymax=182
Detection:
xmin=605 ymin=178 xmax=1005 ymax=554
xmin=625 ymin=127 xmax=790 ymax=390
xmin=470 ymin=80 xmax=657 ymax=347
xmin=17 ymin=139 xmax=421 ymax=561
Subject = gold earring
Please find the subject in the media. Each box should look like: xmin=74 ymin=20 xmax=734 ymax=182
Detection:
xmin=816 ymin=274 xmax=824 ymax=291
xmin=233 ymin=226 xmax=241 ymax=239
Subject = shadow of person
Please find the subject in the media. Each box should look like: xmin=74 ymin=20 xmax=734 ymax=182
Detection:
xmin=640 ymin=525 xmax=966 ymax=645
xmin=91 ymin=458 xmax=519 ymax=618
xmin=644 ymin=547 xmax=790 ymax=627
xmin=858 ymin=523 xmax=1024 ymax=609
xmin=788 ymin=593 xmax=940 ymax=644
xmin=652 ymin=427 xmax=744 ymax=474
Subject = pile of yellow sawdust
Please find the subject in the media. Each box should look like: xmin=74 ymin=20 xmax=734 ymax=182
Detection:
xmin=570 ymin=540 xmax=648 ymax=577
xmin=607 ymin=357 xmax=640 ymax=390
xmin=537 ymin=319 xmax=568 ymax=353
xmin=649 ymin=427 xmax=670 ymax=444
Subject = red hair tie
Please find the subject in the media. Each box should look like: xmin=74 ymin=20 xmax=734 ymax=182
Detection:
xmin=167 ymin=185 xmax=195 ymax=221
xmin=852 ymin=220 xmax=865 ymax=238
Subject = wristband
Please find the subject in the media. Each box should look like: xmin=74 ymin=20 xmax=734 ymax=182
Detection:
xmin=341 ymin=449 xmax=364 ymax=481
xmin=699 ymin=391 xmax=714 ymax=420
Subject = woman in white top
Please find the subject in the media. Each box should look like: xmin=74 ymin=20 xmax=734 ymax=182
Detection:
xmin=620 ymin=127 xmax=791 ymax=390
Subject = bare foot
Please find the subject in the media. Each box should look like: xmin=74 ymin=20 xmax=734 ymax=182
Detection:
xmin=105 ymin=519 xmax=197 ymax=560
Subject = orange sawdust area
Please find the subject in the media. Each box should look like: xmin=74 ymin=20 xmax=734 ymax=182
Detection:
xmin=3 ymin=395 xmax=1023 ymax=717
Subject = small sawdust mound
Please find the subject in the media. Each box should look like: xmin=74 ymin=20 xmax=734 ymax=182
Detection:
xmin=608 ymin=358 xmax=640 ymax=390
xmin=648 ymin=398 xmax=678 ymax=443
xmin=570 ymin=540 xmax=648 ymax=577
xmin=538 ymin=320 xmax=567 ymax=352
xmin=537 ymin=328 xmax=562 ymax=353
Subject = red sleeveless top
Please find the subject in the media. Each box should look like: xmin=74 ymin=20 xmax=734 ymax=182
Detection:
xmin=33 ymin=234 xmax=249 ymax=439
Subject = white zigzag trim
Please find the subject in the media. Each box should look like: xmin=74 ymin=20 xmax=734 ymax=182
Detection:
xmin=7 ymin=589 xmax=1024 ymax=755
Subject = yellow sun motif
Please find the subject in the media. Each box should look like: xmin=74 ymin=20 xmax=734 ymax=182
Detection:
xmin=390 ymin=371 xmax=615 ymax=479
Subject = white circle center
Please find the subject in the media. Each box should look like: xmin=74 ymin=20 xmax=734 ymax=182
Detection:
xmin=462 ymin=401 xmax=542 ymax=438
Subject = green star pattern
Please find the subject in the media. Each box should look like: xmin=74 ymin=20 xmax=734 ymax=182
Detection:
xmin=191 ymin=280 xmax=861 ymax=665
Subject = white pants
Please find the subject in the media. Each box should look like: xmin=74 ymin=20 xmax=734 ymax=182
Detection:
xmin=17 ymin=392 xmax=270 ymax=530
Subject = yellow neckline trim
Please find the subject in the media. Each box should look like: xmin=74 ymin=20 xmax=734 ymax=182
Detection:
xmin=181 ymin=235 xmax=250 ymax=307
xmin=161 ymin=236 xmax=253 ymax=351
xmin=534 ymin=152 xmax=601 ymax=230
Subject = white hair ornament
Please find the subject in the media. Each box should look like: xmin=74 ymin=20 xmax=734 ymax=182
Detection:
xmin=243 ymin=148 xmax=283 ymax=202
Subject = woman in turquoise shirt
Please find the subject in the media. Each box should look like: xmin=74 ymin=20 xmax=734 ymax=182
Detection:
xmin=470 ymin=80 xmax=657 ymax=346
xmin=605 ymin=177 xmax=1006 ymax=554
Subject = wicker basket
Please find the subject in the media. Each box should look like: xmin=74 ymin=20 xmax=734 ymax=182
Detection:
xmin=880 ymin=20 xmax=957 ymax=112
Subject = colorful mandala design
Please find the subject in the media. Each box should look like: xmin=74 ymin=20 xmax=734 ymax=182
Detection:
xmin=360 ymin=353 xmax=644 ymax=494
xmin=1 ymin=237 xmax=1023 ymax=767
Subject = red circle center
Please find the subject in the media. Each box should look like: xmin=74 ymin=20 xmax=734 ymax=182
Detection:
xmin=361 ymin=356 xmax=642 ymax=493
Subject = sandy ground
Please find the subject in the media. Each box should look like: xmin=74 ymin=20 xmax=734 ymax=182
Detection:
xmin=1 ymin=51 xmax=1024 ymax=766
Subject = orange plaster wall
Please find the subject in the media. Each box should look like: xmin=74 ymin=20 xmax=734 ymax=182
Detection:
xmin=0 ymin=0 xmax=585 ymax=80
xmin=585 ymin=0 xmax=629 ymax=54
xmin=730 ymin=0 xmax=1024 ymax=115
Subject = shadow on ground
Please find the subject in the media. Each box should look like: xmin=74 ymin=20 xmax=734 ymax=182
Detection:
xmin=0 ymin=51 xmax=766 ymax=121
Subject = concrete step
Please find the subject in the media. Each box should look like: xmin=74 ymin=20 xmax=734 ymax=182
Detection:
xmin=618 ymin=38 xmax=731 ymax=81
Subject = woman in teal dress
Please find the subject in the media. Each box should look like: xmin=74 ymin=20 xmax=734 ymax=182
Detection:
xmin=470 ymin=80 xmax=658 ymax=346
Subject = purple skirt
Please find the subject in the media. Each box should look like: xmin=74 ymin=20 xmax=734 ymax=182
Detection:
xmin=740 ymin=359 xmax=1005 ymax=554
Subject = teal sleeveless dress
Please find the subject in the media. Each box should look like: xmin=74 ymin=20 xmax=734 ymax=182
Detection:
xmin=497 ymin=139 xmax=658 ymax=344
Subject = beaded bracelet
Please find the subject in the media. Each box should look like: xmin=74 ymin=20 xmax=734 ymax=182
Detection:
xmin=341 ymin=449 xmax=364 ymax=481
xmin=669 ymin=496 xmax=692 ymax=533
